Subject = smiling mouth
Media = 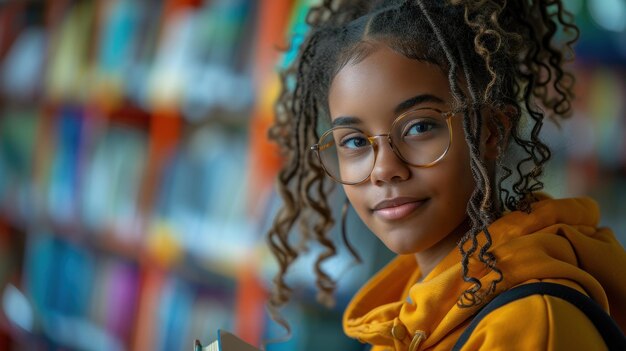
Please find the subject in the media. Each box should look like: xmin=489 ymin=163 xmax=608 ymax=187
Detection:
xmin=372 ymin=198 xmax=429 ymax=221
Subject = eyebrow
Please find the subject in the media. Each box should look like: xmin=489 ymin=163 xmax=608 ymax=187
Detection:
xmin=332 ymin=116 xmax=362 ymax=127
xmin=331 ymin=93 xmax=445 ymax=127
xmin=393 ymin=94 xmax=445 ymax=115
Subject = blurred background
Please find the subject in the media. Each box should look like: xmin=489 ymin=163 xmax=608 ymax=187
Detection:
xmin=0 ymin=0 xmax=624 ymax=350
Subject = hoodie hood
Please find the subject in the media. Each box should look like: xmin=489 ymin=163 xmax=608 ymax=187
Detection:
xmin=343 ymin=196 xmax=626 ymax=349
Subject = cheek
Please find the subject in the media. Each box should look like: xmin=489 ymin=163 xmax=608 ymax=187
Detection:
xmin=343 ymin=185 xmax=374 ymax=226
xmin=343 ymin=185 xmax=365 ymax=212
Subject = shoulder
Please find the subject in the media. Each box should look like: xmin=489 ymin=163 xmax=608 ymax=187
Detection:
xmin=460 ymin=281 xmax=608 ymax=351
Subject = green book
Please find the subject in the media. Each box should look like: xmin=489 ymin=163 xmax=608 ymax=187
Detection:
xmin=195 ymin=330 xmax=261 ymax=351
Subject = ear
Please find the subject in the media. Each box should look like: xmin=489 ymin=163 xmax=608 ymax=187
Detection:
xmin=482 ymin=105 xmax=514 ymax=160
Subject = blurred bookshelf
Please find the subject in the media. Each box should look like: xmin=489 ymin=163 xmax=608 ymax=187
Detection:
xmin=0 ymin=1 xmax=624 ymax=351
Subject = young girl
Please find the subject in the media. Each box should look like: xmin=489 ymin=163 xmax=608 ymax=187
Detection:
xmin=266 ymin=1 xmax=626 ymax=350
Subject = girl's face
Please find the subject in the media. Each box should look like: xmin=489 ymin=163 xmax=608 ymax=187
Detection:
xmin=327 ymin=44 xmax=476 ymax=255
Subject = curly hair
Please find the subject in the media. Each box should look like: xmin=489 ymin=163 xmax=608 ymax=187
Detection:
xmin=266 ymin=0 xmax=578 ymax=335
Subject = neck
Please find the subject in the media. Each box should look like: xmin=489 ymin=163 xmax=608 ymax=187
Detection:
xmin=414 ymin=217 xmax=471 ymax=279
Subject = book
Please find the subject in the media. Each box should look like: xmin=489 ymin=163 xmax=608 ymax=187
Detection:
xmin=195 ymin=330 xmax=260 ymax=351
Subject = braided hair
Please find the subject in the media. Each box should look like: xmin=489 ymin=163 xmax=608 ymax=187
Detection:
xmin=266 ymin=0 xmax=578 ymax=334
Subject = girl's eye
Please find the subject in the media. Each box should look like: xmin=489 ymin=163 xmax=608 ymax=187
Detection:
xmin=339 ymin=134 xmax=369 ymax=149
xmin=405 ymin=120 xmax=437 ymax=136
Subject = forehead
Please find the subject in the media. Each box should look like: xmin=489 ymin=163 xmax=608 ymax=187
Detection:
xmin=328 ymin=45 xmax=452 ymax=122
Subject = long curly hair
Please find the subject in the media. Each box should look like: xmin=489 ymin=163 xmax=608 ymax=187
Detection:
xmin=266 ymin=0 xmax=578 ymax=334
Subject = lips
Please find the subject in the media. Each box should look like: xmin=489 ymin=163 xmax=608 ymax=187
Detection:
xmin=372 ymin=197 xmax=428 ymax=221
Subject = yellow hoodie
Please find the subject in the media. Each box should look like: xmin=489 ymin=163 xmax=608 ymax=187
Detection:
xmin=343 ymin=196 xmax=626 ymax=350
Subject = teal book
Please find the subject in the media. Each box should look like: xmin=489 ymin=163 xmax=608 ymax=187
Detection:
xmin=195 ymin=330 xmax=260 ymax=351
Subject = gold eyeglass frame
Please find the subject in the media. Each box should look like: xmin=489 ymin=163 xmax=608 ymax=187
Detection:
xmin=310 ymin=107 xmax=457 ymax=185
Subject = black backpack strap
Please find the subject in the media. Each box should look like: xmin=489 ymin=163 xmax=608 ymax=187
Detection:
xmin=452 ymin=282 xmax=626 ymax=351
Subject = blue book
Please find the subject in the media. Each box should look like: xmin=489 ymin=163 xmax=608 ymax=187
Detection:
xmin=47 ymin=106 xmax=83 ymax=224
xmin=195 ymin=330 xmax=260 ymax=351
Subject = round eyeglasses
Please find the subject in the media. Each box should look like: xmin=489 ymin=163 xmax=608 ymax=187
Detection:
xmin=310 ymin=107 xmax=457 ymax=185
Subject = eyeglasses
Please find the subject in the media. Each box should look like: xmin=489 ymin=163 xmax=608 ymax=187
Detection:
xmin=310 ymin=107 xmax=456 ymax=185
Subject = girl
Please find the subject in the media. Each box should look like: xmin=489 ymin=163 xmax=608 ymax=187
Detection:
xmin=266 ymin=0 xmax=626 ymax=350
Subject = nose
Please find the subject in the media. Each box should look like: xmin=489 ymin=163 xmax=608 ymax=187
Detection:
xmin=369 ymin=136 xmax=411 ymax=185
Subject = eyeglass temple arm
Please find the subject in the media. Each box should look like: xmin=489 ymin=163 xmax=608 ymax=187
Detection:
xmin=311 ymin=142 xmax=333 ymax=151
